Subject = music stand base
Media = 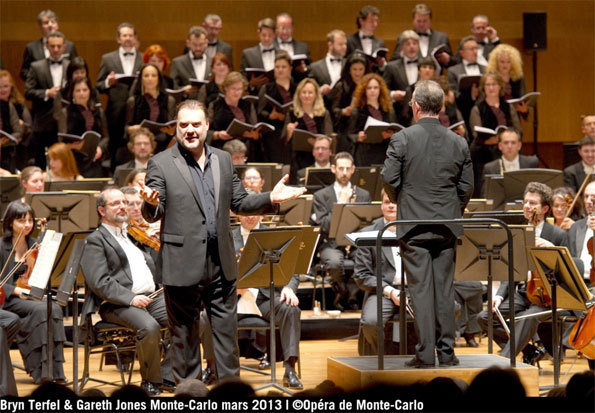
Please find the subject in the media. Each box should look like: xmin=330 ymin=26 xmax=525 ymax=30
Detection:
xmin=255 ymin=381 xmax=294 ymax=396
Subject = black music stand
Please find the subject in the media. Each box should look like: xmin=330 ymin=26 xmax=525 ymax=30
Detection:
xmin=465 ymin=211 xmax=527 ymax=226
xmin=351 ymin=166 xmax=382 ymax=201
xmin=237 ymin=227 xmax=302 ymax=395
xmin=26 ymin=192 xmax=96 ymax=232
xmin=328 ymin=203 xmax=383 ymax=247
xmin=304 ymin=168 xmax=333 ymax=194
xmin=276 ymin=195 xmax=313 ymax=226
xmin=0 ymin=176 xmax=21 ymax=217
xmin=114 ymin=168 xmax=134 ymax=187
xmin=484 ymin=174 xmax=505 ymax=210
xmin=235 ymin=163 xmax=284 ymax=193
xmin=455 ymin=225 xmax=534 ymax=355
xmin=528 ymin=247 xmax=593 ymax=386
xmin=466 ymin=199 xmax=494 ymax=212
xmin=44 ymin=178 xmax=110 ymax=192
xmin=502 ymin=169 xmax=563 ymax=203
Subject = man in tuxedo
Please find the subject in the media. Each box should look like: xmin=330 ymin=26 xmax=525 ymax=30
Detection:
xmin=171 ymin=26 xmax=211 ymax=92
xmin=80 ymin=187 xmax=174 ymax=395
xmin=384 ymin=30 xmax=420 ymax=116
xmin=20 ymin=10 xmax=77 ymax=81
xmin=0 ymin=310 xmax=20 ymax=396
xmin=407 ymin=4 xmax=452 ymax=68
xmin=311 ymin=152 xmax=371 ymax=310
xmin=564 ymin=136 xmax=595 ymax=194
xmin=354 ymin=189 xmax=406 ymax=354
xmin=309 ymin=30 xmax=346 ymax=98
xmin=241 ymin=18 xmax=278 ymax=91
xmin=382 ymin=80 xmax=473 ymax=368
xmin=96 ymin=22 xmax=142 ymax=170
xmin=447 ymin=36 xmax=485 ymax=127
xmin=114 ymin=128 xmax=156 ymax=180
xmin=25 ymin=31 xmax=69 ymax=168
xmin=296 ymin=135 xmax=332 ymax=182
xmin=274 ymin=13 xmax=310 ymax=82
xmin=568 ymin=181 xmax=595 ymax=283
xmin=140 ymin=100 xmax=305 ymax=383
xmin=478 ymin=182 xmax=569 ymax=363
xmin=346 ymin=5 xmax=387 ymax=73
xmin=469 ymin=15 xmax=500 ymax=66
xmin=202 ymin=14 xmax=233 ymax=67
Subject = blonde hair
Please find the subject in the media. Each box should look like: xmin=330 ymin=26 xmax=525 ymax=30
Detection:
xmin=48 ymin=142 xmax=80 ymax=179
xmin=0 ymin=70 xmax=25 ymax=105
xmin=352 ymin=73 xmax=391 ymax=112
xmin=293 ymin=78 xmax=326 ymax=118
xmin=486 ymin=44 xmax=524 ymax=81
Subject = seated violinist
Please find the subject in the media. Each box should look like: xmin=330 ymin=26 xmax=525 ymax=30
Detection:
xmin=80 ymin=187 xmax=172 ymax=395
xmin=121 ymin=186 xmax=160 ymax=238
xmin=568 ymin=181 xmax=595 ymax=286
xmin=478 ymin=182 xmax=568 ymax=364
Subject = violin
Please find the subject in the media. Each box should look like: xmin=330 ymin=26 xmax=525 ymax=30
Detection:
xmin=568 ymin=306 xmax=595 ymax=360
xmin=127 ymin=219 xmax=160 ymax=251
xmin=526 ymin=207 xmax=552 ymax=307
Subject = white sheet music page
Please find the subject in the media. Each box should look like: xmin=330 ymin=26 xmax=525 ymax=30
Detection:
xmin=28 ymin=230 xmax=63 ymax=291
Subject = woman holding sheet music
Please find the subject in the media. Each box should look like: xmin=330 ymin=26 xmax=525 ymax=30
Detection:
xmin=126 ymin=63 xmax=176 ymax=154
xmin=348 ymin=73 xmax=394 ymax=166
xmin=142 ymin=44 xmax=173 ymax=90
xmin=257 ymin=50 xmax=296 ymax=164
xmin=0 ymin=201 xmax=66 ymax=384
xmin=469 ymin=72 xmax=520 ymax=197
xmin=198 ymin=53 xmax=231 ymax=108
xmin=283 ymin=78 xmax=333 ymax=183
xmin=207 ymin=71 xmax=261 ymax=159
xmin=0 ymin=70 xmax=29 ymax=172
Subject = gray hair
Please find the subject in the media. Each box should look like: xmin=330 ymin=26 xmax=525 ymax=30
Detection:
xmin=188 ymin=25 xmax=207 ymax=39
xmin=117 ymin=22 xmax=136 ymax=37
xmin=413 ymin=80 xmax=444 ymax=115
xmin=204 ymin=14 xmax=222 ymax=24
xmin=37 ymin=10 xmax=57 ymax=24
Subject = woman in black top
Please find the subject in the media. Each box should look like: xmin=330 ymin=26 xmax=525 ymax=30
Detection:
xmin=126 ymin=63 xmax=176 ymax=154
xmin=257 ymin=51 xmax=296 ymax=164
xmin=0 ymin=70 xmax=32 ymax=171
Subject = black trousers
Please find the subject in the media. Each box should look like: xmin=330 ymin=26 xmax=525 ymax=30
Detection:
xmin=0 ymin=310 xmax=19 ymax=396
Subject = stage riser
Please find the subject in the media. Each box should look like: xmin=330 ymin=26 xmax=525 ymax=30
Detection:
xmin=328 ymin=355 xmax=540 ymax=397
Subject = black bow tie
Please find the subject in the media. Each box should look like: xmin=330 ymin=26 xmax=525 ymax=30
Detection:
xmin=416 ymin=32 xmax=429 ymax=37
xmin=193 ymin=54 xmax=204 ymax=60
xmin=361 ymin=34 xmax=373 ymax=40
xmin=123 ymin=52 xmax=134 ymax=57
xmin=208 ymin=42 xmax=218 ymax=47
xmin=330 ymin=57 xmax=342 ymax=63
xmin=279 ymin=41 xmax=293 ymax=45
xmin=466 ymin=62 xmax=479 ymax=67
xmin=477 ymin=41 xmax=486 ymax=46
xmin=262 ymin=48 xmax=275 ymax=53
xmin=406 ymin=59 xmax=418 ymax=64
xmin=49 ymin=59 xmax=62 ymax=65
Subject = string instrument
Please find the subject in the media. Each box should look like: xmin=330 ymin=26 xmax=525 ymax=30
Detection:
xmin=127 ymin=219 xmax=160 ymax=251
xmin=526 ymin=207 xmax=552 ymax=307
xmin=0 ymin=243 xmax=41 ymax=305
xmin=0 ymin=230 xmax=26 ymax=306
xmin=568 ymin=305 xmax=595 ymax=360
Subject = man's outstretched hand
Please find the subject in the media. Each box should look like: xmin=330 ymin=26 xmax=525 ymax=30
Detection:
xmin=270 ymin=174 xmax=307 ymax=203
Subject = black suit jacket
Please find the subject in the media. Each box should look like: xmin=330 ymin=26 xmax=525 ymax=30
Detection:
xmin=142 ymin=143 xmax=277 ymax=286
xmin=346 ymin=32 xmax=386 ymax=57
xmin=210 ymin=39 xmax=233 ymax=68
xmin=382 ymin=117 xmax=474 ymax=239
xmin=24 ymin=58 xmax=69 ymax=133
xmin=483 ymin=155 xmax=539 ymax=175
xmin=274 ymin=39 xmax=311 ymax=60
xmin=568 ymin=217 xmax=588 ymax=259
xmin=20 ymin=38 xmax=77 ymax=80
xmin=563 ymin=162 xmax=587 ymax=193
xmin=383 ymin=59 xmax=411 ymax=92
xmin=354 ymin=217 xmax=400 ymax=293
xmin=80 ymin=225 xmax=158 ymax=318
xmin=170 ymin=53 xmax=213 ymax=89
xmin=309 ymin=58 xmax=344 ymax=87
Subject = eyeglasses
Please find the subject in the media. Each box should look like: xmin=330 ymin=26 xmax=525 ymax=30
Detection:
xmin=106 ymin=200 xmax=129 ymax=207
xmin=243 ymin=176 xmax=262 ymax=182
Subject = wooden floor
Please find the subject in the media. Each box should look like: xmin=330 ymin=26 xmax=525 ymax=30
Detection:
xmin=12 ymin=333 xmax=591 ymax=397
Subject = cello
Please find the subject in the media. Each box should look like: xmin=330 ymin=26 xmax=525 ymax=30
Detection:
xmin=568 ymin=305 xmax=595 ymax=360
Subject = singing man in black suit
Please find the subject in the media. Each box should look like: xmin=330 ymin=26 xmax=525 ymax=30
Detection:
xmin=20 ymin=9 xmax=77 ymax=81
xmin=478 ymin=182 xmax=569 ymax=364
xmin=346 ymin=5 xmax=387 ymax=73
xmin=564 ymin=136 xmax=595 ymax=194
xmin=171 ymin=26 xmax=212 ymax=91
xmin=241 ymin=18 xmax=278 ymax=92
xmin=202 ymin=14 xmax=233 ymax=68
xmin=24 ymin=31 xmax=69 ymax=168
xmin=384 ymin=30 xmax=420 ymax=117
xmin=274 ymin=13 xmax=310 ymax=82
xmin=405 ymin=4 xmax=452 ymax=67
xmin=382 ymin=80 xmax=474 ymax=368
xmin=80 ymin=187 xmax=173 ymax=395
xmin=309 ymin=30 xmax=346 ymax=99
xmin=96 ymin=22 xmax=142 ymax=169
xmin=140 ymin=100 xmax=305 ymax=383
xmin=467 ymin=14 xmax=501 ymax=66
xmin=311 ymin=152 xmax=371 ymax=310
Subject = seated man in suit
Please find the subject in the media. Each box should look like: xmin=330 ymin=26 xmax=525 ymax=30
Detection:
xmin=405 ymin=3 xmax=452 ymax=67
xmin=446 ymin=36 xmax=485 ymax=127
xmin=346 ymin=5 xmax=387 ymax=73
xmin=241 ymin=18 xmax=278 ymax=91
xmin=384 ymin=30 xmax=421 ymax=115
xmin=309 ymin=29 xmax=346 ymax=98
xmin=202 ymin=14 xmax=233 ymax=67
xmin=296 ymin=135 xmax=332 ymax=182
xmin=20 ymin=9 xmax=77 ymax=81
xmin=25 ymin=31 xmax=69 ymax=168
xmin=171 ymin=26 xmax=211 ymax=93
xmin=274 ymin=13 xmax=310 ymax=82
xmin=478 ymin=182 xmax=568 ymax=364
xmin=482 ymin=127 xmax=538 ymax=193
xmin=354 ymin=189 xmax=405 ymax=354
xmin=0 ymin=310 xmax=20 ymax=396
xmin=311 ymin=152 xmax=371 ymax=310
xmin=114 ymin=127 xmax=156 ymax=180
xmin=80 ymin=187 xmax=173 ymax=395
xmin=568 ymin=181 xmax=595 ymax=285
xmin=564 ymin=136 xmax=595 ymax=194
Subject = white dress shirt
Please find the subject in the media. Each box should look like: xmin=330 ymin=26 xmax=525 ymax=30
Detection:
xmin=463 ymin=59 xmax=481 ymax=76
xmin=359 ymin=31 xmax=373 ymax=55
xmin=134 ymin=159 xmax=149 ymax=170
xmin=314 ymin=161 xmax=331 ymax=168
xmin=580 ymin=226 xmax=594 ymax=280
xmin=42 ymin=38 xmax=50 ymax=59
xmin=102 ymin=223 xmax=155 ymax=295
xmin=501 ymin=155 xmax=520 ymax=172
xmin=325 ymin=54 xmax=342 ymax=87
xmin=48 ymin=60 xmax=64 ymax=88
xmin=189 ymin=51 xmax=207 ymax=81
xmin=403 ymin=58 xmax=419 ymax=85
xmin=418 ymin=30 xmax=431 ymax=57
xmin=278 ymin=38 xmax=294 ymax=56
xmin=259 ymin=43 xmax=275 ymax=72
xmin=582 ymin=162 xmax=594 ymax=176
xmin=333 ymin=181 xmax=353 ymax=204
xmin=119 ymin=47 xmax=137 ymax=76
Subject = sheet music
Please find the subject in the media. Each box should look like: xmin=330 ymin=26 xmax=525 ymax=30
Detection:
xmin=237 ymin=288 xmax=262 ymax=316
xmin=28 ymin=230 xmax=63 ymax=291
